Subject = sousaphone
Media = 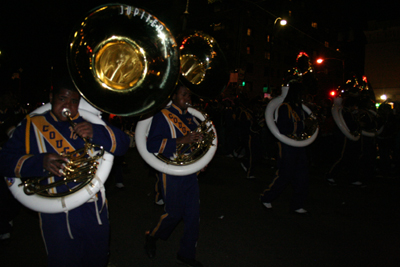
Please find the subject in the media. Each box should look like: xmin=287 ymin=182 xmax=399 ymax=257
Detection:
xmin=266 ymin=86 xmax=319 ymax=147
xmin=331 ymin=78 xmax=383 ymax=141
xmin=265 ymin=52 xmax=319 ymax=147
xmin=135 ymin=30 xmax=229 ymax=176
xmin=6 ymin=100 xmax=113 ymax=213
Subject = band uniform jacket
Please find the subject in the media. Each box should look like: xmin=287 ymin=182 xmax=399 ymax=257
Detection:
xmin=0 ymin=110 xmax=130 ymax=194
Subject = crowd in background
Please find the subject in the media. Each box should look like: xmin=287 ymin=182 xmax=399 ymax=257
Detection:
xmin=2 ymin=88 xmax=400 ymax=180
xmin=2 ymin=84 xmax=400 ymax=253
xmin=195 ymin=91 xmax=400 ymax=180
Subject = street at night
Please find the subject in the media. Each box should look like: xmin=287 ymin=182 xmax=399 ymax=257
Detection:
xmin=1 ymin=146 xmax=399 ymax=266
xmin=1 ymin=1 xmax=400 ymax=267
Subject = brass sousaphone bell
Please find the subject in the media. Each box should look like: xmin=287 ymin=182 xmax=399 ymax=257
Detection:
xmin=68 ymin=4 xmax=181 ymax=116
xmin=178 ymin=30 xmax=229 ymax=99
xmin=68 ymin=4 xmax=229 ymax=175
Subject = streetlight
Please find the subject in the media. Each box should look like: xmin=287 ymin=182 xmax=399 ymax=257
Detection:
xmin=182 ymin=0 xmax=190 ymax=31
xmin=274 ymin=17 xmax=287 ymax=26
xmin=316 ymin=57 xmax=345 ymax=84
xmin=268 ymin=17 xmax=287 ymax=96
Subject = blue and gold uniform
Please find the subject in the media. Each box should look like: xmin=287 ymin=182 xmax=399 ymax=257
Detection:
xmin=261 ymin=101 xmax=310 ymax=212
xmin=326 ymin=101 xmax=364 ymax=186
xmin=146 ymin=103 xmax=201 ymax=260
xmin=0 ymin=110 xmax=129 ymax=267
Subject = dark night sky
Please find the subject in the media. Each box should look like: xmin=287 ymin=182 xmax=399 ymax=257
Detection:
xmin=0 ymin=0 xmax=396 ymax=102
xmin=0 ymin=0 xmax=198 ymax=68
xmin=0 ymin=0 xmax=186 ymax=101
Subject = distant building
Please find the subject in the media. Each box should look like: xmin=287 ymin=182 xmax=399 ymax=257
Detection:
xmin=364 ymin=19 xmax=400 ymax=103
xmin=205 ymin=0 xmax=351 ymax=101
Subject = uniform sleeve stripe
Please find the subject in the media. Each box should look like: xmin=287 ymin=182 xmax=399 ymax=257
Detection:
xmin=15 ymin=155 xmax=33 ymax=178
xmin=105 ymin=125 xmax=117 ymax=153
xmin=25 ymin=115 xmax=31 ymax=154
xmin=150 ymin=173 xmax=168 ymax=236
xmin=159 ymin=139 xmax=167 ymax=153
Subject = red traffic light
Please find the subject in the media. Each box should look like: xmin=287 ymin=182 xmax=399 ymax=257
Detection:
xmin=329 ymin=90 xmax=337 ymax=97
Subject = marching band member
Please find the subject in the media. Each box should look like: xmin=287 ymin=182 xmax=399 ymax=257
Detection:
xmin=0 ymin=73 xmax=130 ymax=267
xmin=144 ymin=84 xmax=204 ymax=267
xmin=325 ymin=95 xmax=365 ymax=187
xmin=260 ymin=81 xmax=311 ymax=215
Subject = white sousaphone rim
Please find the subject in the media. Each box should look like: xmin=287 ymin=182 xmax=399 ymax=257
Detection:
xmin=135 ymin=106 xmax=217 ymax=176
xmin=5 ymin=99 xmax=114 ymax=214
xmin=331 ymin=97 xmax=360 ymax=141
xmin=265 ymin=86 xmax=318 ymax=147
xmin=361 ymin=109 xmax=384 ymax=137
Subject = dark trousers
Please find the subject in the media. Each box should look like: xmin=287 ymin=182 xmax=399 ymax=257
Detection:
xmin=377 ymin=137 xmax=394 ymax=175
xmin=150 ymin=172 xmax=200 ymax=259
xmin=326 ymin=136 xmax=362 ymax=183
xmin=261 ymin=143 xmax=309 ymax=211
xmin=40 ymin=197 xmax=110 ymax=267
xmin=154 ymin=172 xmax=164 ymax=203
xmin=110 ymin=155 xmax=124 ymax=184
xmin=242 ymin=132 xmax=263 ymax=177
xmin=0 ymin=179 xmax=20 ymax=235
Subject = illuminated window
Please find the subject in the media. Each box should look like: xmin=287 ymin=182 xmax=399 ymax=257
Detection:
xmin=311 ymin=22 xmax=318 ymax=29
xmin=265 ymin=51 xmax=271 ymax=60
xmin=247 ymin=28 xmax=252 ymax=36
xmin=247 ymin=46 xmax=253 ymax=54
xmin=213 ymin=23 xmax=225 ymax=31
xmin=266 ymin=34 xmax=270 ymax=42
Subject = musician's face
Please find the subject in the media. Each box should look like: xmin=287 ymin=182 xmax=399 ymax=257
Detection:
xmin=172 ymin=86 xmax=192 ymax=110
xmin=50 ymin=88 xmax=80 ymax=121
